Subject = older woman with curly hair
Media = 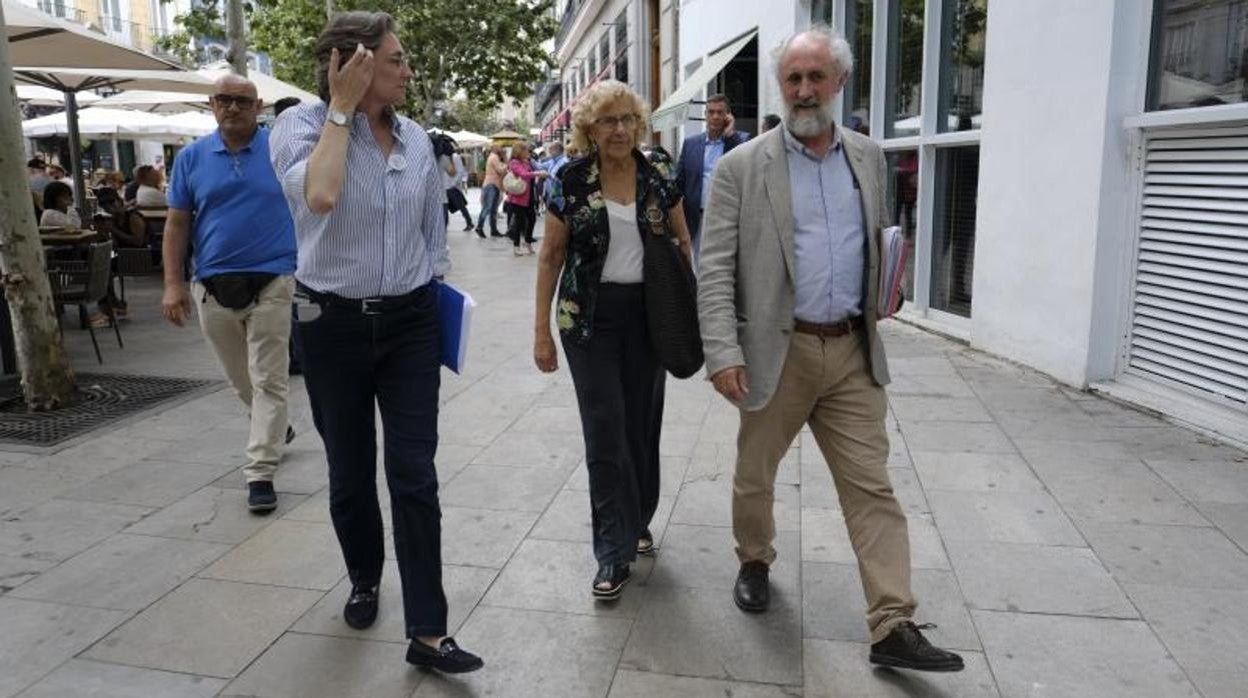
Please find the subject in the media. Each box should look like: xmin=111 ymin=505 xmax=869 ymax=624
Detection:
xmin=533 ymin=80 xmax=692 ymax=600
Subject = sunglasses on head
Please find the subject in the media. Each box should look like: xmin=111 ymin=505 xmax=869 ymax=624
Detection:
xmin=212 ymin=94 xmax=257 ymax=109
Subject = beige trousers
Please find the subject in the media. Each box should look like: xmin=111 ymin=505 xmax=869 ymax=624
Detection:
xmin=194 ymin=275 xmax=294 ymax=483
xmin=734 ymin=330 xmax=915 ymax=642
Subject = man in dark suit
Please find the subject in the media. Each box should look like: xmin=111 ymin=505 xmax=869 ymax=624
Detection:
xmin=676 ymin=94 xmax=749 ymax=258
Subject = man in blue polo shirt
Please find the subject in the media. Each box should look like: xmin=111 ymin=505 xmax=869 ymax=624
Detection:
xmin=161 ymin=74 xmax=298 ymax=514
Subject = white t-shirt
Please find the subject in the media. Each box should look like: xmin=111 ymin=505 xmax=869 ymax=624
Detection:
xmin=601 ymin=200 xmax=644 ymax=284
xmin=439 ymin=155 xmax=457 ymax=190
xmin=135 ymin=185 xmax=167 ymax=207
xmin=40 ymin=207 xmax=81 ymax=229
xmin=452 ymin=153 xmax=468 ymax=186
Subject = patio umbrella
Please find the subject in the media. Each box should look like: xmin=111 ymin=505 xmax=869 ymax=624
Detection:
xmin=162 ymin=111 xmax=217 ymax=138
xmin=490 ymin=129 xmax=524 ymax=141
xmin=4 ymin=0 xmax=200 ymax=209
xmin=23 ymin=107 xmax=213 ymax=173
xmin=22 ymin=107 xmax=210 ymax=141
xmin=197 ymin=65 xmax=319 ymax=106
xmin=16 ymin=85 xmax=100 ymax=107
xmin=448 ymin=130 xmax=490 ymax=149
xmin=94 ymin=90 xmax=211 ymax=113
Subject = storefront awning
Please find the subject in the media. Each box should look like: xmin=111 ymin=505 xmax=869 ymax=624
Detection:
xmin=650 ymin=30 xmax=757 ymax=131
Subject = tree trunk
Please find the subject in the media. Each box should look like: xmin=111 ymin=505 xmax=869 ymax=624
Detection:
xmin=226 ymin=0 xmax=248 ymax=77
xmin=0 ymin=4 xmax=77 ymax=410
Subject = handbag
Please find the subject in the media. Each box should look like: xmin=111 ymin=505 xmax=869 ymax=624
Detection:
xmin=446 ymin=186 xmax=468 ymax=212
xmin=202 ymin=272 xmax=278 ymax=310
xmin=502 ymin=170 xmax=527 ymax=196
xmin=640 ymin=190 xmax=703 ymax=379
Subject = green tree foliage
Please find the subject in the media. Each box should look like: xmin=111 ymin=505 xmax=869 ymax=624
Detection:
xmin=159 ymin=0 xmax=557 ymax=121
xmin=441 ymin=97 xmax=501 ymax=134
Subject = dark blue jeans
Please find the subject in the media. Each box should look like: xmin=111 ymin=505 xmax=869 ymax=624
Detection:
xmin=298 ymin=283 xmax=447 ymax=638
xmin=562 ymin=283 xmax=666 ymax=566
xmin=477 ymin=184 xmax=501 ymax=235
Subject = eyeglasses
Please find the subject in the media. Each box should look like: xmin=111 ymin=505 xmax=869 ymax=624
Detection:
xmin=212 ymin=94 xmax=257 ymax=109
xmin=594 ymin=113 xmax=640 ymax=131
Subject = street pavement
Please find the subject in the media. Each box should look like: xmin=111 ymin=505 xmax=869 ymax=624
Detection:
xmin=1 ymin=189 xmax=1247 ymax=697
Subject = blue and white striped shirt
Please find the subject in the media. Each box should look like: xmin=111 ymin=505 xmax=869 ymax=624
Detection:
xmin=269 ymin=102 xmax=449 ymax=298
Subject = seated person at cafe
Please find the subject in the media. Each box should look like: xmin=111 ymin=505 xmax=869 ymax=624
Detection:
xmin=48 ymin=163 xmax=74 ymax=191
xmin=92 ymin=188 xmax=146 ymax=323
xmin=134 ymin=165 xmax=168 ymax=207
xmin=96 ymin=170 xmax=126 ymax=198
xmin=40 ymin=181 xmax=81 ymax=229
xmin=94 ymin=188 xmax=147 ymax=249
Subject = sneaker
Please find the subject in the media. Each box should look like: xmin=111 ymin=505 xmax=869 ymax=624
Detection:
xmin=247 ymin=481 xmax=277 ymax=514
xmin=513 ymin=247 xmax=525 ymax=257
xmin=522 ymin=242 xmax=535 ymax=255
xmin=406 ymin=637 xmax=483 ymax=673
xmin=285 ymin=425 xmax=296 ymax=444
xmin=343 ymin=584 xmax=379 ymax=629
xmin=869 ymin=622 xmax=965 ymax=672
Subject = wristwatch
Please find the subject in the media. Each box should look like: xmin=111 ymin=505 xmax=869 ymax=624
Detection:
xmin=326 ymin=109 xmax=350 ymax=128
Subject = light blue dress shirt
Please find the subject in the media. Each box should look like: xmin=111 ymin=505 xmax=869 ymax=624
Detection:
xmin=269 ymin=102 xmax=449 ymax=299
xmin=783 ymin=127 xmax=865 ymax=324
xmin=701 ymin=136 xmax=725 ymax=210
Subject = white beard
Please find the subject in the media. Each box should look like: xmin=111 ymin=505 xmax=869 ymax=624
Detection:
xmin=784 ymin=100 xmax=836 ymax=138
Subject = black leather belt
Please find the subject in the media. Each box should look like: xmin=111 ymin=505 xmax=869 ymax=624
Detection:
xmin=298 ymin=282 xmax=431 ymax=316
xmin=793 ymin=316 xmax=864 ymax=338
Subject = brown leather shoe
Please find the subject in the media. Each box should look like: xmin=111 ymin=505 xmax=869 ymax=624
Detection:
xmin=869 ymin=622 xmax=965 ymax=672
xmin=733 ymin=561 xmax=770 ymax=613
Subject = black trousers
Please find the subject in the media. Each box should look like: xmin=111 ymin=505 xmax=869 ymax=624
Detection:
xmin=298 ymin=283 xmax=447 ymax=638
xmin=562 ymin=283 xmax=666 ymax=565
xmin=506 ymin=202 xmax=536 ymax=246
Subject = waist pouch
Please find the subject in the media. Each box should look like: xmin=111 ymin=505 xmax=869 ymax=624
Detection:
xmin=202 ymin=272 xmax=278 ymax=310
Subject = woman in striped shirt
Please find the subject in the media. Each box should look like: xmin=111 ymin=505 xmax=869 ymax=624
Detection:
xmin=269 ymin=10 xmax=481 ymax=675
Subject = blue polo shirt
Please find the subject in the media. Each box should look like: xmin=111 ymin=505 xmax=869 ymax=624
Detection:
xmin=168 ymin=128 xmax=296 ymax=280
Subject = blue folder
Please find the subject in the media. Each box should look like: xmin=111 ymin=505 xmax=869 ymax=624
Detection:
xmin=437 ymin=281 xmax=476 ymax=374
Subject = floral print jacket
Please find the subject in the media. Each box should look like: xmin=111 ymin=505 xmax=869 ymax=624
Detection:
xmin=547 ymin=149 xmax=682 ymax=345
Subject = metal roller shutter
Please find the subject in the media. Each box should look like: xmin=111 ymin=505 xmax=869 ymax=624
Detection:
xmin=1128 ymin=126 xmax=1248 ymax=408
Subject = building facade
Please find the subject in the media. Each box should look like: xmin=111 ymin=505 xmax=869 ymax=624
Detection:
xmin=654 ymin=0 xmax=1247 ymax=446
xmin=542 ymin=0 xmax=665 ymax=143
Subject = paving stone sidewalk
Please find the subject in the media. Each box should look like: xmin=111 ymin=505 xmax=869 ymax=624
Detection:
xmin=1 ymin=193 xmax=1246 ymax=697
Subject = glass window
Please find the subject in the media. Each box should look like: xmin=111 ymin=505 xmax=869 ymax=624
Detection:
xmin=812 ymin=0 xmax=833 ymax=24
xmin=938 ymin=0 xmax=986 ymax=132
xmin=1149 ymin=0 xmax=1248 ymax=110
xmin=930 ymin=146 xmax=979 ymax=317
xmin=886 ymin=0 xmax=925 ymax=137
xmin=886 ymin=149 xmax=920 ymax=301
xmin=588 ymin=50 xmax=597 ymax=78
xmin=599 ymin=34 xmax=611 ymax=78
xmin=845 ymin=0 xmax=873 ymax=135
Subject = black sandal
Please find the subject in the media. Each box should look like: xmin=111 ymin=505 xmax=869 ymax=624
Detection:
xmin=592 ymin=563 xmax=630 ymax=600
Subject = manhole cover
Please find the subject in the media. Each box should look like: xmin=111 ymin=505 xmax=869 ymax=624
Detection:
xmin=0 ymin=373 xmax=219 ymax=448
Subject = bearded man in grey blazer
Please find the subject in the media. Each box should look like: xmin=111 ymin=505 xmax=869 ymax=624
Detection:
xmin=697 ymin=26 xmax=963 ymax=673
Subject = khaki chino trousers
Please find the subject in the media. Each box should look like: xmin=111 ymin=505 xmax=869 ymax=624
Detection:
xmin=194 ymin=275 xmax=294 ymax=483
xmin=734 ymin=330 xmax=915 ymax=642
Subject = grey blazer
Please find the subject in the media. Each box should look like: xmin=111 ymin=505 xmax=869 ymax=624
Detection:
xmin=697 ymin=126 xmax=892 ymax=412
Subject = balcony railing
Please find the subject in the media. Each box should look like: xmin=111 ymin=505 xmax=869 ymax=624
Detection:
xmin=534 ymin=80 xmax=562 ymax=114
xmin=36 ymin=1 xmax=87 ymax=25
xmin=554 ymin=0 xmax=587 ymax=52
xmin=97 ymin=14 xmax=154 ymax=51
